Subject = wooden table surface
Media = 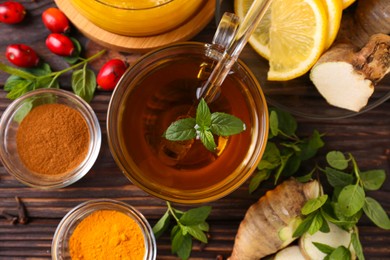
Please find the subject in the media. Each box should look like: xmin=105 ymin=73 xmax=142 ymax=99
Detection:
xmin=0 ymin=1 xmax=389 ymax=259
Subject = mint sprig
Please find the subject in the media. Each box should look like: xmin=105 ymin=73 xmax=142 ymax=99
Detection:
xmin=152 ymin=201 xmax=212 ymax=260
xmin=293 ymin=151 xmax=389 ymax=260
xmin=164 ymin=98 xmax=246 ymax=152
xmin=249 ymin=108 xmax=325 ymax=193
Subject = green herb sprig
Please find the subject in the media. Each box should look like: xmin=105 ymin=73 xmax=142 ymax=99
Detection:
xmin=153 ymin=201 xmax=212 ymax=260
xmin=0 ymin=38 xmax=105 ymax=102
xmin=164 ymin=98 xmax=245 ymax=152
xmin=293 ymin=151 xmax=390 ymax=260
xmin=249 ymin=108 xmax=324 ymax=193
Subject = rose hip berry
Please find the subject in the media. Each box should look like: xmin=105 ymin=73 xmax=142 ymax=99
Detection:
xmin=6 ymin=44 xmax=39 ymax=68
xmin=42 ymin=7 xmax=70 ymax=33
xmin=45 ymin=33 xmax=74 ymax=56
xmin=0 ymin=1 xmax=26 ymax=24
xmin=97 ymin=59 xmax=127 ymax=91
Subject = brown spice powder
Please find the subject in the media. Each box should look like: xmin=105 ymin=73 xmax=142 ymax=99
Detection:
xmin=16 ymin=103 xmax=90 ymax=176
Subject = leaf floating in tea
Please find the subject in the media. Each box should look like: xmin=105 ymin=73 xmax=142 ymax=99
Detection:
xmin=164 ymin=98 xmax=246 ymax=152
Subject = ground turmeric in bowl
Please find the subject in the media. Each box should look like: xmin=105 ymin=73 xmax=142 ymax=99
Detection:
xmin=69 ymin=209 xmax=146 ymax=259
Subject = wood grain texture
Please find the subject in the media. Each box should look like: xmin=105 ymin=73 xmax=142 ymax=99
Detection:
xmin=0 ymin=1 xmax=389 ymax=259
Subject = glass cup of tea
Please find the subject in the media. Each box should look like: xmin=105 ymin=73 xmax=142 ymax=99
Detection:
xmin=107 ymin=14 xmax=269 ymax=204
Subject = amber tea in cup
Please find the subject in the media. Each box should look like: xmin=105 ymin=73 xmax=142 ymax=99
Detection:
xmin=107 ymin=43 xmax=268 ymax=204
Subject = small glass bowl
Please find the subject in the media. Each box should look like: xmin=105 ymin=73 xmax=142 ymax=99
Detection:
xmin=0 ymin=89 xmax=101 ymax=189
xmin=51 ymin=199 xmax=157 ymax=260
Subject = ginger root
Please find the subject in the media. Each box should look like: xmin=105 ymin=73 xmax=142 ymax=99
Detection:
xmin=310 ymin=0 xmax=390 ymax=112
xmin=310 ymin=33 xmax=390 ymax=112
xmin=229 ymin=178 xmax=321 ymax=260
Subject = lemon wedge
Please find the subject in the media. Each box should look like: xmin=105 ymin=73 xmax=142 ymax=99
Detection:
xmin=235 ymin=0 xmax=328 ymax=81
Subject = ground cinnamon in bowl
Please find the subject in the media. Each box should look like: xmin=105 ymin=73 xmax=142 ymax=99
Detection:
xmin=16 ymin=103 xmax=90 ymax=176
xmin=0 ymin=88 xmax=101 ymax=189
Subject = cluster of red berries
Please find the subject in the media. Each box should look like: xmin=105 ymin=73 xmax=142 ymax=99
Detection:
xmin=1 ymin=2 xmax=127 ymax=91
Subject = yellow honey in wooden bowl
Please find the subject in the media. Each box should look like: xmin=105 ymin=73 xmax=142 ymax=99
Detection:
xmin=70 ymin=0 xmax=207 ymax=36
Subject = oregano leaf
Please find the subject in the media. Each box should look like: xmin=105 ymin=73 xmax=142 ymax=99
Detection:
xmin=302 ymin=195 xmax=328 ymax=215
xmin=337 ymin=185 xmax=365 ymax=217
xmin=363 ymin=197 xmax=390 ymax=230
xmin=326 ymin=151 xmax=349 ymax=170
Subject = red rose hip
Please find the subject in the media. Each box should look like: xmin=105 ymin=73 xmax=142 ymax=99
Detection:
xmin=6 ymin=44 xmax=39 ymax=68
xmin=45 ymin=33 xmax=74 ymax=56
xmin=0 ymin=1 xmax=26 ymax=24
xmin=97 ymin=59 xmax=127 ymax=91
xmin=42 ymin=7 xmax=70 ymax=33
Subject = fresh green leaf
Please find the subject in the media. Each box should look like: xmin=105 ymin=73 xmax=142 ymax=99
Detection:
xmin=302 ymin=195 xmax=328 ymax=215
xmin=324 ymin=167 xmax=354 ymax=187
xmin=337 ymin=185 xmax=365 ymax=217
xmin=312 ymin=242 xmax=335 ymax=254
xmin=360 ymin=170 xmax=386 ymax=191
xmin=63 ymin=37 xmax=82 ymax=64
xmin=351 ymin=232 xmax=365 ymax=260
xmin=298 ymin=130 xmax=324 ymax=160
xmin=328 ymin=246 xmax=351 ymax=260
xmin=249 ymin=170 xmax=270 ymax=193
xmin=152 ymin=210 xmax=171 ymax=238
xmin=180 ymin=206 xmax=212 ymax=226
xmin=296 ymin=169 xmax=315 ymax=183
xmin=270 ymin=107 xmax=297 ymax=136
xmin=363 ymin=197 xmax=390 ymax=229
xmin=269 ymin=110 xmax=279 ymax=136
xmin=13 ymin=100 xmax=33 ymax=123
xmin=274 ymin=153 xmax=292 ymax=184
xmin=326 ymin=151 xmax=349 ymax=170
xmin=35 ymin=76 xmax=60 ymax=89
xmin=186 ymin=225 xmax=208 ymax=243
xmin=197 ymin=221 xmax=209 ymax=232
xmin=257 ymin=142 xmax=280 ymax=170
xmin=164 ymin=118 xmax=196 ymax=141
xmin=72 ymin=68 xmax=96 ymax=102
xmin=293 ymin=213 xmax=315 ymax=238
xmin=210 ymin=112 xmax=245 ymax=136
xmin=176 ymin=234 xmax=192 ymax=260
xmin=319 ymin=218 xmax=330 ymax=233
xmin=171 ymin=225 xmax=182 ymax=253
xmin=196 ymin=99 xmax=211 ymax=128
xmin=199 ymin=130 xmax=216 ymax=152
xmin=281 ymin=154 xmax=301 ymax=177
xmin=308 ymin=212 xmax=324 ymax=235
xmin=5 ymin=77 xmax=33 ymax=99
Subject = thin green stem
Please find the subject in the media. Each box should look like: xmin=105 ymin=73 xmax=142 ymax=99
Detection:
xmin=0 ymin=62 xmax=36 ymax=80
xmin=44 ymin=49 xmax=106 ymax=78
xmin=349 ymin=153 xmax=361 ymax=184
xmin=166 ymin=201 xmax=180 ymax=223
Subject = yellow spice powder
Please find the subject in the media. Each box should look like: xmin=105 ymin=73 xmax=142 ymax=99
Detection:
xmin=69 ymin=210 xmax=145 ymax=260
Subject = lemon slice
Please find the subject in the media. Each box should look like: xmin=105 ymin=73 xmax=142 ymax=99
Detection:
xmin=234 ymin=0 xmax=271 ymax=59
xmin=235 ymin=0 xmax=327 ymax=81
xmin=322 ymin=0 xmax=343 ymax=49
xmin=342 ymin=0 xmax=356 ymax=9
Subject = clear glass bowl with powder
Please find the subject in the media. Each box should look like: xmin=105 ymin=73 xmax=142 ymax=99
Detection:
xmin=51 ymin=199 xmax=157 ymax=259
xmin=0 ymin=88 xmax=101 ymax=189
